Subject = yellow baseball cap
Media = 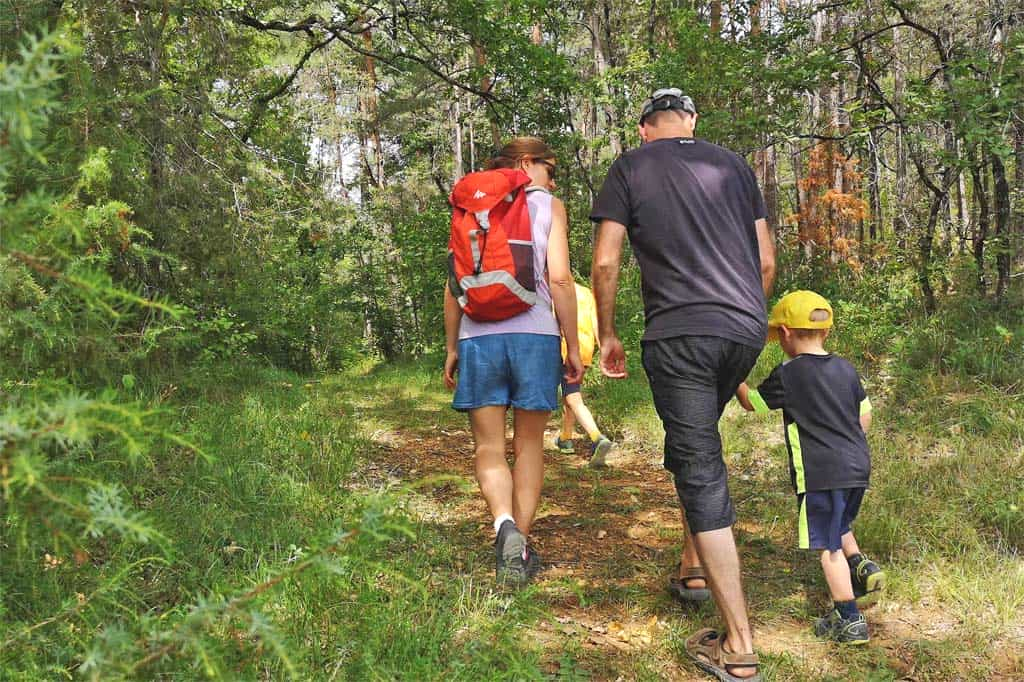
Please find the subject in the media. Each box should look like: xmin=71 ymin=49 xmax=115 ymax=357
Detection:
xmin=767 ymin=290 xmax=833 ymax=341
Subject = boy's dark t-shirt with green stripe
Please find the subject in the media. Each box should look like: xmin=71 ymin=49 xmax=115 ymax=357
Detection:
xmin=749 ymin=353 xmax=871 ymax=494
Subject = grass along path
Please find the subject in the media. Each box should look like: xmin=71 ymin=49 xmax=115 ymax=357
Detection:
xmin=342 ymin=357 xmax=1024 ymax=681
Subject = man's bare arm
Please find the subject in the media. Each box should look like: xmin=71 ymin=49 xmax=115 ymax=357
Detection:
xmin=592 ymin=219 xmax=628 ymax=378
xmin=755 ymin=218 xmax=776 ymax=296
xmin=593 ymin=220 xmax=627 ymax=339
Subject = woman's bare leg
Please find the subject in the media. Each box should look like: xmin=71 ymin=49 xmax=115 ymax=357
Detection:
xmin=510 ymin=408 xmax=550 ymax=535
xmin=469 ymin=405 xmax=513 ymax=522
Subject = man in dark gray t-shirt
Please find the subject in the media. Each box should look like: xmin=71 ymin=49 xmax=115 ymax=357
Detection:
xmin=591 ymin=89 xmax=775 ymax=681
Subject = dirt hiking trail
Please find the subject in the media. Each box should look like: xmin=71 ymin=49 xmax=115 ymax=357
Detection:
xmin=356 ymin=407 xmax=1020 ymax=681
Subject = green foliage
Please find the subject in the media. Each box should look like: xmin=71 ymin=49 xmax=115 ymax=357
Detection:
xmin=2 ymin=2 xmax=1023 ymax=679
xmin=902 ymin=292 xmax=1024 ymax=388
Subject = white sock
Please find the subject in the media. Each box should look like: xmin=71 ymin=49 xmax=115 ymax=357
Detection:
xmin=493 ymin=513 xmax=515 ymax=534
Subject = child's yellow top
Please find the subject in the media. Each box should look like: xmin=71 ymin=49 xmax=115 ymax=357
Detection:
xmin=561 ymin=283 xmax=599 ymax=367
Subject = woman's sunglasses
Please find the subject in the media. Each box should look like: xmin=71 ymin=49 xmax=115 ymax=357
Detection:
xmin=537 ymin=159 xmax=557 ymax=178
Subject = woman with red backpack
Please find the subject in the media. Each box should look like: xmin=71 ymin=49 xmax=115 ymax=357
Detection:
xmin=443 ymin=137 xmax=584 ymax=587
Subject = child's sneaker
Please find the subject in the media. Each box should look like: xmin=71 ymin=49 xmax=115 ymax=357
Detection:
xmin=495 ymin=520 xmax=529 ymax=587
xmin=555 ymin=437 xmax=575 ymax=454
xmin=814 ymin=609 xmax=869 ymax=644
xmin=588 ymin=435 xmax=614 ymax=468
xmin=850 ymin=555 xmax=886 ymax=601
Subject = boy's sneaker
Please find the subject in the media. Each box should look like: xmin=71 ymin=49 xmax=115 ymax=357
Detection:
xmin=495 ymin=520 xmax=529 ymax=587
xmin=555 ymin=437 xmax=576 ymax=454
xmin=851 ymin=556 xmax=886 ymax=600
xmin=814 ymin=609 xmax=870 ymax=644
xmin=588 ymin=435 xmax=614 ymax=468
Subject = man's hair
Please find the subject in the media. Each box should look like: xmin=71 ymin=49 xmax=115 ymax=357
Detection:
xmin=643 ymin=109 xmax=694 ymax=128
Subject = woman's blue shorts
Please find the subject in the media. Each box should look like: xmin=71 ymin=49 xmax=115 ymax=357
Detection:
xmin=453 ymin=333 xmax=561 ymax=412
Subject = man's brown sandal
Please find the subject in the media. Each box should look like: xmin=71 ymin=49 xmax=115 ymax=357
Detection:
xmin=668 ymin=566 xmax=712 ymax=602
xmin=685 ymin=628 xmax=762 ymax=682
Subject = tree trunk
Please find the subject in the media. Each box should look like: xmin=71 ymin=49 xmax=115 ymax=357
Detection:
xmin=955 ymin=138 xmax=969 ymax=254
xmin=451 ymin=99 xmax=464 ymax=184
xmin=892 ymin=26 xmax=909 ymax=245
xmin=468 ymin=101 xmax=477 ymax=171
xmin=140 ymin=4 xmax=170 ymax=222
xmin=326 ymin=54 xmax=350 ymax=200
xmin=867 ymin=128 xmax=882 ymax=241
xmin=362 ymin=27 xmax=384 ymax=188
xmin=918 ymin=193 xmax=943 ymax=314
xmin=589 ymin=6 xmax=622 ymax=157
xmin=1014 ymin=121 xmax=1024 ymax=270
xmin=711 ymin=0 xmax=722 ymax=34
xmin=991 ymin=151 xmax=1011 ymax=300
xmin=791 ymin=142 xmax=813 ymax=258
xmin=764 ymin=146 xmax=779 ymax=231
xmin=970 ymin=153 xmax=991 ymax=296
xmin=473 ymin=44 xmax=502 ymax=149
xmin=811 ymin=12 xmax=825 ymax=123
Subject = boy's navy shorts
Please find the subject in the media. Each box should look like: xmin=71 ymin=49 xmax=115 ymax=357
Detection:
xmin=560 ymin=378 xmax=581 ymax=396
xmin=797 ymin=487 xmax=865 ymax=551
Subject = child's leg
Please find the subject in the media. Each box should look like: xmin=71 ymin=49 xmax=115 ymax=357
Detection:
xmin=564 ymin=391 xmax=602 ymax=441
xmin=841 ymin=531 xmax=861 ymax=559
xmin=843 ymin=527 xmax=886 ymax=597
xmin=821 ymin=549 xmax=856 ymax=602
xmin=560 ymin=397 xmax=576 ymax=440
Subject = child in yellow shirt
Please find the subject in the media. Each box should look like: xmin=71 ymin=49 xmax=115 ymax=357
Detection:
xmin=555 ymin=283 xmax=615 ymax=467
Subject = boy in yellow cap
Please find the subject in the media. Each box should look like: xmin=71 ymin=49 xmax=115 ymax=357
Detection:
xmin=735 ymin=290 xmax=885 ymax=645
xmin=555 ymin=282 xmax=615 ymax=467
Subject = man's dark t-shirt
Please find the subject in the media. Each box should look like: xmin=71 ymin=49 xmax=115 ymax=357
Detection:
xmin=752 ymin=354 xmax=872 ymax=493
xmin=590 ymin=138 xmax=768 ymax=346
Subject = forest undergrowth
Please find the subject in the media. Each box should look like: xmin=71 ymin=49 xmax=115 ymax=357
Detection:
xmin=5 ymin=296 xmax=1023 ymax=680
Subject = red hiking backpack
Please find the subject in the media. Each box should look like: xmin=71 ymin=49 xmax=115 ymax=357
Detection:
xmin=447 ymin=169 xmax=538 ymax=322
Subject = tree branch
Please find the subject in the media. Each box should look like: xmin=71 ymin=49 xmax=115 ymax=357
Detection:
xmin=240 ymin=35 xmax=335 ymax=143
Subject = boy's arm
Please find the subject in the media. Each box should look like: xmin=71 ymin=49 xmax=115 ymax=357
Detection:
xmin=737 ymin=366 xmax=784 ymax=413
xmin=736 ymin=382 xmax=755 ymax=411
xmin=736 ymin=382 xmax=772 ymax=413
xmin=859 ymin=396 xmax=873 ymax=432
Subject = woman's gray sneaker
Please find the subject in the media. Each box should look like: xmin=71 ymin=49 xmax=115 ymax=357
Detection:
xmin=524 ymin=544 xmax=542 ymax=579
xmin=495 ymin=520 xmax=529 ymax=586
